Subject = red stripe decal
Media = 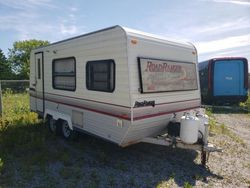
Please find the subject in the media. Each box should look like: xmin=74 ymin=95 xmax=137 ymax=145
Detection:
xmin=30 ymin=94 xmax=131 ymax=120
xmin=30 ymin=94 xmax=200 ymax=121
xmin=133 ymin=106 xmax=200 ymax=121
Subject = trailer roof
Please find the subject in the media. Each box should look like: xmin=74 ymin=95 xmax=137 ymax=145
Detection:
xmin=122 ymin=26 xmax=194 ymax=48
xmin=34 ymin=25 xmax=195 ymax=50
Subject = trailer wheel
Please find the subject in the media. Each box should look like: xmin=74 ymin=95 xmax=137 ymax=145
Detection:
xmin=60 ymin=120 xmax=78 ymax=141
xmin=47 ymin=116 xmax=57 ymax=134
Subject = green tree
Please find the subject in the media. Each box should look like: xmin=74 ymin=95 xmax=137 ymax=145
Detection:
xmin=8 ymin=39 xmax=49 ymax=79
xmin=0 ymin=49 xmax=12 ymax=80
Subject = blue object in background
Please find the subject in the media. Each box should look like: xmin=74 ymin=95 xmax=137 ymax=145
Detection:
xmin=213 ymin=60 xmax=245 ymax=96
xmin=199 ymin=57 xmax=248 ymax=105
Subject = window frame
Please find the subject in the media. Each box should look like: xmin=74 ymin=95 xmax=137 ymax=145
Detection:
xmin=52 ymin=57 xmax=76 ymax=91
xmin=138 ymin=57 xmax=198 ymax=93
xmin=37 ymin=58 xmax=41 ymax=79
xmin=86 ymin=59 xmax=115 ymax=93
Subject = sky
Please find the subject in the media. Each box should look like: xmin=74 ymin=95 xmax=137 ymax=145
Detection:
xmin=0 ymin=0 xmax=250 ymax=65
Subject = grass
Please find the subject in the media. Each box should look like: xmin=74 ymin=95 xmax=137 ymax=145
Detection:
xmin=0 ymin=90 xmax=39 ymax=128
xmin=0 ymin=90 xmax=248 ymax=187
xmin=0 ymin=158 xmax=3 ymax=174
xmin=0 ymin=91 xmax=54 ymax=186
xmin=184 ymin=182 xmax=193 ymax=188
xmin=0 ymin=92 xmax=120 ymax=187
xmin=0 ymin=91 xmax=43 ymax=153
xmin=0 ymin=90 xmax=77 ymax=187
xmin=240 ymin=93 xmax=250 ymax=112
xmin=206 ymin=108 xmax=245 ymax=146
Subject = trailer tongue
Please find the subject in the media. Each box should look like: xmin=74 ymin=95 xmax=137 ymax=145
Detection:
xmin=141 ymin=109 xmax=222 ymax=167
xmin=142 ymin=136 xmax=222 ymax=166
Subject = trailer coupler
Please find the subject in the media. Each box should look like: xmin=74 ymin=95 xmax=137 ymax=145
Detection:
xmin=141 ymin=137 xmax=222 ymax=166
xmin=201 ymin=143 xmax=222 ymax=167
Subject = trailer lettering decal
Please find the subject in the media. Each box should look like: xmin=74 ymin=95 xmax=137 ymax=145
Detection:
xmin=134 ymin=100 xmax=155 ymax=108
xmin=145 ymin=61 xmax=182 ymax=73
xmin=138 ymin=58 xmax=198 ymax=93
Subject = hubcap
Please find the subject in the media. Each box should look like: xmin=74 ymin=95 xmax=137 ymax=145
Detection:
xmin=62 ymin=121 xmax=71 ymax=138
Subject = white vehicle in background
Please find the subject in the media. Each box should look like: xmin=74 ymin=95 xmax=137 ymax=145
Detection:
xmin=29 ymin=25 xmax=221 ymax=166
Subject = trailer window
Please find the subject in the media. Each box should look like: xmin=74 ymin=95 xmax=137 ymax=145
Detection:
xmin=86 ymin=60 xmax=115 ymax=92
xmin=138 ymin=57 xmax=198 ymax=93
xmin=52 ymin=57 xmax=76 ymax=91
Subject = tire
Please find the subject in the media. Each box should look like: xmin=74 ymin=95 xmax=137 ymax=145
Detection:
xmin=47 ymin=116 xmax=57 ymax=133
xmin=60 ymin=120 xmax=78 ymax=141
xmin=46 ymin=116 xmax=61 ymax=136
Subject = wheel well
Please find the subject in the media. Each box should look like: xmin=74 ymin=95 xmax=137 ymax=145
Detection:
xmin=44 ymin=109 xmax=73 ymax=130
xmin=45 ymin=114 xmax=52 ymax=120
xmin=56 ymin=118 xmax=64 ymax=124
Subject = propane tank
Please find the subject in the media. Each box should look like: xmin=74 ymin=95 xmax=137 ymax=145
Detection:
xmin=196 ymin=113 xmax=209 ymax=139
xmin=180 ymin=113 xmax=199 ymax=144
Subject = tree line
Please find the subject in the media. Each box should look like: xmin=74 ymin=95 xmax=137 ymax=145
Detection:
xmin=0 ymin=40 xmax=49 ymax=80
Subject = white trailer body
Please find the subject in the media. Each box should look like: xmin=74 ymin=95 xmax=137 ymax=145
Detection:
xmin=29 ymin=25 xmax=201 ymax=147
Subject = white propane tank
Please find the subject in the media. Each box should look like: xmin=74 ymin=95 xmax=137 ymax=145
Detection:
xmin=197 ymin=114 xmax=209 ymax=139
xmin=180 ymin=114 xmax=199 ymax=144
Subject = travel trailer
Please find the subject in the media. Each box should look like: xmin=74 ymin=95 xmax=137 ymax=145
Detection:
xmin=29 ymin=26 xmax=220 ymax=165
xmin=199 ymin=57 xmax=248 ymax=105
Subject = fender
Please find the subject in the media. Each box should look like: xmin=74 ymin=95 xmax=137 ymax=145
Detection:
xmin=44 ymin=109 xmax=73 ymax=130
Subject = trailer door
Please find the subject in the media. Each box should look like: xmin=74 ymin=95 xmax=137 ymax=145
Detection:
xmin=35 ymin=52 xmax=44 ymax=114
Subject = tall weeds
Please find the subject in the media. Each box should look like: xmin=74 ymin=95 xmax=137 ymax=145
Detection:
xmin=0 ymin=90 xmax=39 ymax=131
xmin=240 ymin=93 xmax=250 ymax=112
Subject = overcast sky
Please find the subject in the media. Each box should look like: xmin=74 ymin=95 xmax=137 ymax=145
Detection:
xmin=0 ymin=0 xmax=249 ymax=64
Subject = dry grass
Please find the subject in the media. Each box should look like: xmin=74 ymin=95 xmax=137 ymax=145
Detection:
xmin=240 ymin=93 xmax=250 ymax=112
xmin=206 ymin=108 xmax=245 ymax=146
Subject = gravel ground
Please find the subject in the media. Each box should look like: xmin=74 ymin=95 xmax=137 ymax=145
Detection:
xmin=203 ymin=113 xmax=250 ymax=188
xmin=1 ymin=113 xmax=249 ymax=187
xmin=45 ymin=113 xmax=250 ymax=187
